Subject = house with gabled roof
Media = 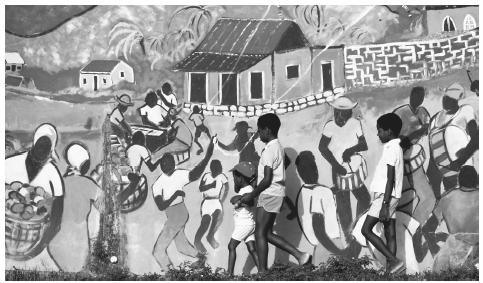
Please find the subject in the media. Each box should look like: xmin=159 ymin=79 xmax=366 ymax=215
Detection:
xmin=173 ymin=18 xmax=345 ymax=107
xmin=79 ymin=59 xmax=134 ymax=91
xmin=6 ymin=52 xmax=25 ymax=74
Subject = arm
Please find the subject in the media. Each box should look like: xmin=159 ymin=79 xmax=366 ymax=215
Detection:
xmin=188 ymin=138 xmax=215 ymax=182
xmin=158 ymin=93 xmax=176 ymax=109
xmin=43 ymin=196 xmax=64 ymax=242
xmin=379 ymin=164 xmax=395 ymax=222
xmin=284 ymin=196 xmax=297 ymax=220
xmin=154 ymin=191 xmax=184 ymax=211
xmin=220 ymin=182 xmax=229 ymax=202
xmin=284 ymin=153 xmax=291 ymax=170
xmin=407 ymin=124 xmax=429 ymax=142
xmin=247 ymin=166 xmax=273 ymax=200
xmin=217 ymin=137 xmax=237 ymax=151
xmin=319 ymin=135 xmax=347 ymax=174
xmin=342 ymin=136 xmax=368 ymax=162
xmin=199 ymin=181 xmax=217 ymax=192
xmin=143 ymin=157 xmax=159 ymax=172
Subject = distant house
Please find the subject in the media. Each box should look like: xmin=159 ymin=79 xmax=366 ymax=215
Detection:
xmin=79 ymin=59 xmax=134 ymax=91
xmin=5 ymin=52 xmax=25 ymax=74
xmin=426 ymin=5 xmax=479 ymax=34
xmin=173 ymin=18 xmax=345 ymax=106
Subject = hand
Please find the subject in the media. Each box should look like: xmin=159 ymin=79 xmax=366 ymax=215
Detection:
xmin=230 ymin=195 xmax=241 ymax=205
xmin=379 ymin=204 xmax=390 ymax=222
xmin=175 ymin=190 xmax=186 ymax=198
xmin=239 ymin=193 xmax=254 ymax=205
xmin=334 ymin=163 xmax=347 ymax=175
xmin=286 ymin=209 xmax=297 ymax=220
xmin=448 ymin=160 xmax=463 ymax=171
xmin=252 ymin=131 xmax=260 ymax=141
xmin=342 ymin=149 xmax=354 ymax=163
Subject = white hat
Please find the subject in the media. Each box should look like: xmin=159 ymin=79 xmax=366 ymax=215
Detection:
xmin=33 ymin=123 xmax=59 ymax=162
xmin=65 ymin=142 xmax=90 ymax=170
xmin=328 ymin=96 xmax=358 ymax=110
xmin=444 ymin=82 xmax=465 ymax=100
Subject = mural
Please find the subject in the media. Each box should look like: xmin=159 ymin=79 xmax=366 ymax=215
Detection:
xmin=4 ymin=4 xmax=479 ymax=276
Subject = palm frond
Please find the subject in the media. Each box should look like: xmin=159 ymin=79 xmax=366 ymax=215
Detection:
xmin=108 ymin=29 xmax=138 ymax=47
xmin=109 ymin=22 xmax=140 ymax=37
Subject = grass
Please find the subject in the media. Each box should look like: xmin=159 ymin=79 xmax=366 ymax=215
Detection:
xmin=5 ymin=256 xmax=478 ymax=281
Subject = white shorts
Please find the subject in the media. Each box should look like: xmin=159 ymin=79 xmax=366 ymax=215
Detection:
xmin=201 ymin=199 xmax=222 ymax=216
xmin=231 ymin=224 xmax=255 ymax=242
xmin=367 ymin=193 xmax=399 ymax=220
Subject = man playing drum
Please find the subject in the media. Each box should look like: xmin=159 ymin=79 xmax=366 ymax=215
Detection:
xmin=392 ymin=87 xmax=436 ymax=229
xmin=428 ymin=83 xmax=479 ymax=192
xmin=319 ymin=96 xmax=371 ymax=241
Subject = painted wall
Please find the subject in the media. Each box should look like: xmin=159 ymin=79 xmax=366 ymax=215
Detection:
xmin=344 ymin=29 xmax=479 ymax=88
xmin=310 ymin=47 xmax=346 ymax=92
xmin=426 ymin=7 xmax=479 ymax=35
xmin=239 ymin=56 xmax=272 ymax=106
xmin=273 ymin=48 xmax=312 ymax=102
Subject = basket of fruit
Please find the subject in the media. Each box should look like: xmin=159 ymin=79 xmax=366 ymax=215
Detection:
xmin=5 ymin=181 xmax=53 ymax=260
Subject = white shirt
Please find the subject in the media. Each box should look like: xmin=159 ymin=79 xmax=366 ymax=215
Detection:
xmin=190 ymin=113 xmax=204 ymax=127
xmin=152 ymin=169 xmax=190 ymax=207
xmin=126 ymin=144 xmax=150 ymax=169
xmin=110 ymin=108 xmax=124 ymax=126
xmin=370 ymin=138 xmax=404 ymax=198
xmin=322 ymin=118 xmax=364 ymax=164
xmin=432 ymin=104 xmax=476 ymax=130
xmin=393 ymin=105 xmax=430 ymax=140
xmin=234 ymin=185 xmax=255 ymax=225
xmin=5 ymin=152 xmax=64 ymax=197
xmin=158 ymin=93 xmax=178 ymax=111
xmin=200 ymin=172 xmax=228 ymax=199
xmin=258 ymin=139 xmax=285 ymax=197
xmin=139 ymin=104 xmax=167 ymax=125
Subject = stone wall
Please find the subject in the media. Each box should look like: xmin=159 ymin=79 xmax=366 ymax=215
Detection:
xmin=344 ymin=29 xmax=479 ymax=88
xmin=182 ymin=87 xmax=344 ymax=117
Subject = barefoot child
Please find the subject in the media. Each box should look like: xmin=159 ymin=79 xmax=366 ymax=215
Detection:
xmin=240 ymin=113 xmax=311 ymax=272
xmin=189 ymin=105 xmax=211 ymax=155
xmin=227 ymin=161 xmax=259 ymax=275
xmin=361 ymin=113 xmax=405 ymax=273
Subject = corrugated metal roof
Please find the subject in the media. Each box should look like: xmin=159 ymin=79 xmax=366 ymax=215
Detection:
xmin=6 ymin=75 xmax=23 ymax=87
xmin=5 ymin=52 xmax=24 ymax=64
xmin=173 ymin=52 xmax=268 ymax=72
xmin=174 ymin=18 xmax=309 ymax=72
xmin=80 ymin=60 xmax=121 ymax=73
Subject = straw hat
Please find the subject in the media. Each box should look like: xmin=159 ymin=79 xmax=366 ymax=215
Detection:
xmin=116 ymin=94 xmax=134 ymax=106
xmin=328 ymin=96 xmax=358 ymax=110
xmin=444 ymin=82 xmax=465 ymax=101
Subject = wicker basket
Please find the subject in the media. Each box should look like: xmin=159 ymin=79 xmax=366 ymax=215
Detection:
xmin=5 ymin=212 xmax=50 ymax=260
xmin=120 ymin=175 xmax=148 ymax=213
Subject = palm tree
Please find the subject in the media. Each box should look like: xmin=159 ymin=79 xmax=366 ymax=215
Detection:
xmin=108 ymin=22 xmax=147 ymax=61
xmin=168 ymin=5 xmax=224 ymax=40
xmin=293 ymin=5 xmax=345 ymax=45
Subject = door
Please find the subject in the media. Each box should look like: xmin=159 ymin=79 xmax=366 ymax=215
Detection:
xmin=94 ymin=76 xmax=98 ymax=91
xmin=190 ymin=73 xmax=206 ymax=103
xmin=220 ymin=73 xmax=237 ymax=105
xmin=11 ymin=65 xmax=16 ymax=72
xmin=321 ymin=62 xmax=333 ymax=92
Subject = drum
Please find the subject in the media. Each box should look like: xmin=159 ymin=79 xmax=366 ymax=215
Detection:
xmin=336 ymin=154 xmax=368 ymax=191
xmin=403 ymin=144 xmax=426 ymax=175
xmin=429 ymin=125 xmax=470 ymax=177
xmin=131 ymin=124 xmax=166 ymax=137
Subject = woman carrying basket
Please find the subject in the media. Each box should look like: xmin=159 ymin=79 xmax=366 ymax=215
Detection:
xmin=5 ymin=124 xmax=64 ymax=269
xmin=318 ymin=96 xmax=371 ymax=244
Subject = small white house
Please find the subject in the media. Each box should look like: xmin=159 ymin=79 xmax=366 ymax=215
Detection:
xmin=79 ymin=59 xmax=134 ymax=91
xmin=6 ymin=52 xmax=25 ymax=74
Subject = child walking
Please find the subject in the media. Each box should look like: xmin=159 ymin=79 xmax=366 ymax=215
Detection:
xmin=361 ymin=113 xmax=405 ymax=273
xmin=240 ymin=113 xmax=311 ymax=272
xmin=189 ymin=105 xmax=211 ymax=155
xmin=227 ymin=161 xmax=259 ymax=275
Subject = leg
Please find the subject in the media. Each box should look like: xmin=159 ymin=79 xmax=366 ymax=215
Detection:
xmin=153 ymin=215 xmax=182 ymax=270
xmin=227 ymin=239 xmax=240 ymax=275
xmin=246 ymin=240 xmax=259 ymax=271
xmin=384 ymin=219 xmax=397 ymax=256
xmin=206 ymin=209 xmax=222 ymax=249
xmin=194 ymin=214 xmax=211 ymax=254
xmin=426 ymin=156 xmax=442 ymax=200
xmin=201 ymin=124 xmax=211 ymax=139
xmin=255 ymin=207 xmax=276 ymax=272
xmin=172 ymin=204 xmax=198 ymax=258
xmin=194 ymin=128 xmax=203 ymax=155
xmin=332 ymin=170 xmax=353 ymax=237
xmin=352 ymin=184 xmax=371 ymax=216
xmin=361 ymin=215 xmax=398 ymax=262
